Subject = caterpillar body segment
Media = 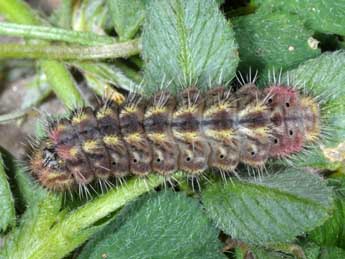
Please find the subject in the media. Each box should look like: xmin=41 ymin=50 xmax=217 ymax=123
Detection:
xmin=172 ymin=87 xmax=211 ymax=175
xmin=29 ymin=83 xmax=321 ymax=191
xmin=144 ymin=91 xmax=179 ymax=176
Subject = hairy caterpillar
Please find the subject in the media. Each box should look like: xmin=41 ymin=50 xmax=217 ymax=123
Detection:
xmin=28 ymin=76 xmax=321 ymax=192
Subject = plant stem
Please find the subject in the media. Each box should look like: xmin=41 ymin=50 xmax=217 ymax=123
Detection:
xmin=27 ymin=176 xmax=164 ymax=259
xmin=0 ymin=39 xmax=140 ymax=60
xmin=0 ymin=22 xmax=116 ymax=46
xmin=0 ymin=0 xmax=84 ymax=109
xmin=0 ymin=109 xmax=30 ymax=124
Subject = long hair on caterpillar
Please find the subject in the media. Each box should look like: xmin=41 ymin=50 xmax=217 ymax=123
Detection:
xmin=27 ymin=70 xmax=322 ymax=195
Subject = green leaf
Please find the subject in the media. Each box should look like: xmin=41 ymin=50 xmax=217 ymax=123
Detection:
xmin=319 ymin=246 xmax=345 ymax=259
xmin=282 ymin=51 xmax=345 ymax=169
xmin=2 ymin=175 xmax=164 ymax=259
xmin=233 ymin=11 xmax=320 ymax=72
xmin=40 ymin=60 xmax=84 ymax=109
xmin=0 ymin=0 xmax=41 ymax=25
xmin=254 ymin=0 xmax=345 ymax=35
xmin=202 ymin=170 xmax=333 ymax=245
xmin=143 ymin=0 xmax=239 ymax=93
xmin=285 ymin=51 xmax=345 ymax=114
xmin=0 ymin=147 xmax=43 ymax=209
xmin=72 ymin=0 xmax=110 ymax=34
xmin=50 ymin=0 xmax=72 ymax=29
xmin=0 ymin=188 xmax=62 ymax=259
xmin=0 ymin=153 xmax=15 ymax=232
xmin=302 ymin=242 xmax=321 ymax=259
xmin=79 ymin=191 xmax=226 ymax=259
xmin=73 ymin=61 xmax=141 ymax=94
xmin=107 ymin=0 xmax=145 ymax=41
xmin=309 ymin=199 xmax=345 ymax=248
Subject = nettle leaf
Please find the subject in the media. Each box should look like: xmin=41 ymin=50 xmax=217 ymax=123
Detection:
xmin=282 ymin=51 xmax=345 ymax=169
xmin=319 ymin=246 xmax=345 ymax=259
xmin=233 ymin=11 xmax=320 ymax=72
xmin=79 ymin=191 xmax=226 ymax=259
xmin=309 ymin=198 xmax=345 ymax=248
xmin=143 ymin=0 xmax=239 ymax=93
xmin=107 ymin=0 xmax=145 ymax=41
xmin=202 ymin=170 xmax=333 ymax=245
xmin=0 ymin=153 xmax=15 ymax=232
xmin=255 ymin=0 xmax=345 ymax=35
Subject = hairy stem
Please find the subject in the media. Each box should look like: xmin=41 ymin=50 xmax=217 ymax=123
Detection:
xmin=0 ymin=22 xmax=116 ymax=46
xmin=0 ymin=39 xmax=140 ymax=60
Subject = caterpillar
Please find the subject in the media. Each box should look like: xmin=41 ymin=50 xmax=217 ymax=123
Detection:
xmin=28 ymin=77 xmax=320 ymax=192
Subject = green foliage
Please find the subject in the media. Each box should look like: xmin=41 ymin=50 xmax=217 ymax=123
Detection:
xmin=72 ymin=0 xmax=110 ymax=34
xmin=301 ymin=242 xmax=321 ymax=259
xmin=0 ymin=22 xmax=116 ymax=46
xmin=40 ymin=60 xmax=84 ymax=109
xmin=107 ymin=0 xmax=145 ymax=41
xmin=0 ymin=153 xmax=15 ymax=232
xmin=233 ymin=11 xmax=320 ymax=71
xmin=202 ymin=170 xmax=334 ymax=245
xmin=73 ymin=61 xmax=141 ymax=94
xmin=254 ymin=0 xmax=345 ymax=35
xmin=309 ymin=199 xmax=345 ymax=248
xmin=286 ymin=51 xmax=345 ymax=117
xmin=0 ymin=162 xmax=165 ymax=259
xmin=0 ymin=0 xmax=345 ymax=258
xmin=319 ymin=246 xmax=345 ymax=259
xmin=79 ymin=191 xmax=226 ymax=259
xmin=142 ymin=0 xmax=239 ymax=93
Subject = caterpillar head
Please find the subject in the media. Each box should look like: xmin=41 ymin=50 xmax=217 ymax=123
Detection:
xmin=264 ymin=86 xmax=307 ymax=156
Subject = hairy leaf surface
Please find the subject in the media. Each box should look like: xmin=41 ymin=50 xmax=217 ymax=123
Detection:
xmin=143 ymin=0 xmax=238 ymax=93
xmin=0 ymin=153 xmax=15 ymax=232
xmin=233 ymin=11 xmax=320 ymax=71
xmin=255 ymin=0 xmax=345 ymax=35
xmin=202 ymin=170 xmax=333 ymax=245
xmin=107 ymin=0 xmax=145 ymax=41
xmin=79 ymin=191 xmax=226 ymax=259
